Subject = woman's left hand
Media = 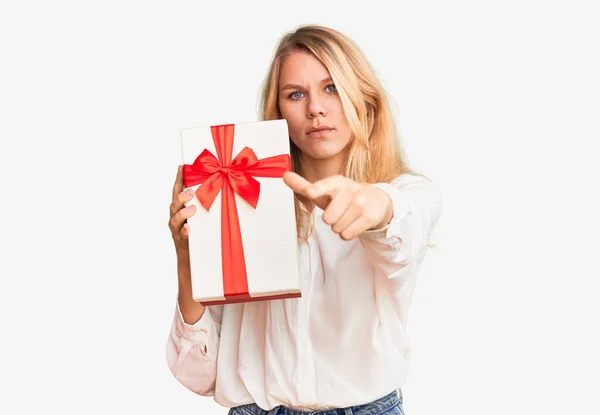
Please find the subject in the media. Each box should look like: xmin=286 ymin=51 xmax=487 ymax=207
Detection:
xmin=283 ymin=172 xmax=393 ymax=240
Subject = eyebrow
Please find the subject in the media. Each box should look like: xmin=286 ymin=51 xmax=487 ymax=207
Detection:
xmin=280 ymin=76 xmax=333 ymax=91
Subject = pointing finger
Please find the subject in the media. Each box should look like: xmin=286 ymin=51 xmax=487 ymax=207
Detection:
xmin=307 ymin=175 xmax=352 ymax=199
xmin=283 ymin=171 xmax=313 ymax=197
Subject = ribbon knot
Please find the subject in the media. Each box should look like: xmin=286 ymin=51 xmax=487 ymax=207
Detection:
xmin=182 ymin=124 xmax=291 ymax=302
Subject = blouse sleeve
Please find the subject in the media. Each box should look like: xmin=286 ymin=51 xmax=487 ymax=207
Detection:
xmin=358 ymin=173 xmax=443 ymax=282
xmin=165 ymin=301 xmax=224 ymax=396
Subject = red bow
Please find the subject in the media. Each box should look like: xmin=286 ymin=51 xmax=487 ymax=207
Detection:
xmin=183 ymin=124 xmax=291 ymax=302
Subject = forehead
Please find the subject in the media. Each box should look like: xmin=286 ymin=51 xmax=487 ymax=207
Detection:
xmin=279 ymin=50 xmax=330 ymax=84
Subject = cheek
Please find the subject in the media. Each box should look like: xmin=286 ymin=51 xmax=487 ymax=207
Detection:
xmin=279 ymin=102 xmax=305 ymax=135
xmin=330 ymin=100 xmax=347 ymax=124
xmin=335 ymin=110 xmax=353 ymax=141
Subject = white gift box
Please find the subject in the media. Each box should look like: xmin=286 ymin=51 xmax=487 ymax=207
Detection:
xmin=180 ymin=119 xmax=301 ymax=305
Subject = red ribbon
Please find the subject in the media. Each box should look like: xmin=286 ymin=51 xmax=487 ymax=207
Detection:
xmin=183 ymin=124 xmax=291 ymax=301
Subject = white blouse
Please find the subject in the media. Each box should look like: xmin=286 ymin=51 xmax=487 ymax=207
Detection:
xmin=166 ymin=173 xmax=443 ymax=411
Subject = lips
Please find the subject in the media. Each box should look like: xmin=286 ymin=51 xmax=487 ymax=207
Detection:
xmin=306 ymin=126 xmax=334 ymax=138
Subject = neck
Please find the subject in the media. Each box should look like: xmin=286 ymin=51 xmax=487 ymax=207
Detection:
xmin=301 ymin=152 xmax=346 ymax=183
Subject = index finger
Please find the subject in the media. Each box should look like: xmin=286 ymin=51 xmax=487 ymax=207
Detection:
xmin=307 ymin=175 xmax=349 ymax=199
xmin=283 ymin=171 xmax=313 ymax=198
xmin=283 ymin=172 xmax=344 ymax=210
xmin=172 ymin=165 xmax=184 ymax=200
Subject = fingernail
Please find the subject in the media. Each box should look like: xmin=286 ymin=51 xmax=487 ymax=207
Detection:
xmin=187 ymin=205 xmax=195 ymax=212
xmin=186 ymin=189 xmax=193 ymax=196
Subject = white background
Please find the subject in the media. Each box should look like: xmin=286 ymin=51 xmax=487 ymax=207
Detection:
xmin=1 ymin=1 xmax=599 ymax=414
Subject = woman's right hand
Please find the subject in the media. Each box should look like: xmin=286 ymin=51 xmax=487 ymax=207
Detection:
xmin=169 ymin=165 xmax=197 ymax=266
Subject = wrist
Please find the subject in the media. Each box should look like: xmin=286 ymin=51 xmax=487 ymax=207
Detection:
xmin=373 ymin=189 xmax=394 ymax=230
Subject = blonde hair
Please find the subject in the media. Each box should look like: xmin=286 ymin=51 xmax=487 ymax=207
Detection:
xmin=259 ymin=25 xmax=416 ymax=241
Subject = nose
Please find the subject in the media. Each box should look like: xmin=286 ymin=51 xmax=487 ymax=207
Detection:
xmin=306 ymin=96 xmax=327 ymax=118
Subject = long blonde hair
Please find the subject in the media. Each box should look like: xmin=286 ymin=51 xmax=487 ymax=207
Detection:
xmin=259 ymin=25 xmax=415 ymax=241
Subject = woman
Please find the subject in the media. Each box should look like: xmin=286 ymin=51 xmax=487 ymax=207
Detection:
xmin=166 ymin=25 xmax=442 ymax=415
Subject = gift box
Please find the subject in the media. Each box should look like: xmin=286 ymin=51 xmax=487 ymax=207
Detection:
xmin=180 ymin=119 xmax=301 ymax=305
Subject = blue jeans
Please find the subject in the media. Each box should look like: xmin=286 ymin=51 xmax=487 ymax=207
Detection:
xmin=228 ymin=390 xmax=404 ymax=415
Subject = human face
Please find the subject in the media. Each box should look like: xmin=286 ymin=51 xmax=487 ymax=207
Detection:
xmin=278 ymin=50 xmax=352 ymax=170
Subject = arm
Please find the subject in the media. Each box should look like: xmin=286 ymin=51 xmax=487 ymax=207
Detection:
xmin=165 ymin=263 xmax=223 ymax=396
xmin=166 ymin=165 xmax=223 ymax=395
xmin=282 ymin=171 xmax=442 ymax=281
xmin=359 ymin=174 xmax=443 ymax=281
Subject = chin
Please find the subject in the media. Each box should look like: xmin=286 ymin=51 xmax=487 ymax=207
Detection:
xmin=299 ymin=146 xmax=346 ymax=161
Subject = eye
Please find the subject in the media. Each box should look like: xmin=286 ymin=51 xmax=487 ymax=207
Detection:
xmin=288 ymin=91 xmax=304 ymax=100
xmin=325 ymin=84 xmax=337 ymax=93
